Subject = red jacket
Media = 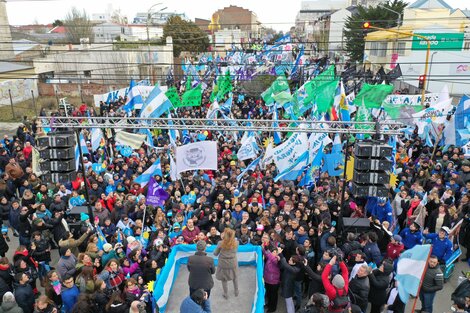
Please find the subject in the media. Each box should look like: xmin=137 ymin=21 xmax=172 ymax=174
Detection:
xmin=182 ymin=226 xmax=200 ymax=244
xmin=322 ymin=262 xmax=349 ymax=312
xmin=386 ymin=242 xmax=405 ymax=260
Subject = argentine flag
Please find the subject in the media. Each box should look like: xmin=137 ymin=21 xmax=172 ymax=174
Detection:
xmin=122 ymin=79 xmax=144 ymax=113
xmin=140 ymin=85 xmax=173 ymax=119
xmin=396 ymin=244 xmax=432 ymax=303
xmin=91 ymin=128 xmax=104 ymax=152
xmin=134 ymin=158 xmax=163 ymax=187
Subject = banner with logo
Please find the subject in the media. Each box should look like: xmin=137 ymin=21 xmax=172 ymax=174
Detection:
xmin=176 ymin=141 xmax=218 ymax=174
xmin=384 ymin=93 xmax=439 ymax=107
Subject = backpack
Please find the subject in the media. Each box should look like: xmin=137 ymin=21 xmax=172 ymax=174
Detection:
xmin=331 ymin=288 xmax=350 ymax=310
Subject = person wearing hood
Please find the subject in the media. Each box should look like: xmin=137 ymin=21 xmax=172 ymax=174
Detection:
xmin=368 ymin=261 xmax=394 ymax=313
xmin=423 ymin=226 xmax=453 ymax=263
xmin=56 ymin=248 xmax=76 ymax=280
xmin=0 ymin=292 xmax=23 ymax=313
xmin=399 ymin=221 xmax=423 ymax=250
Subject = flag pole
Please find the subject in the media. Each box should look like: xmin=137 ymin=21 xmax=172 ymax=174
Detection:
xmin=411 ymin=246 xmax=433 ymax=313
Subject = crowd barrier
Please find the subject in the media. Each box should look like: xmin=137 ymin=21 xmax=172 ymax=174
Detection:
xmin=153 ymin=244 xmax=265 ymax=313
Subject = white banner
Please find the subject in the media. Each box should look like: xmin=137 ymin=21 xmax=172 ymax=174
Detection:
xmin=115 ymin=131 xmax=146 ymax=149
xmin=272 ymin=132 xmax=308 ymax=173
xmin=93 ymin=86 xmax=166 ymax=107
xmin=384 ymin=93 xmax=439 ymax=107
xmin=308 ymin=124 xmax=332 ymax=161
xmin=176 ymin=141 xmax=218 ymax=174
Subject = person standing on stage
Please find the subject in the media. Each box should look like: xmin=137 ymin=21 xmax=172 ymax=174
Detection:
xmin=187 ymin=240 xmax=215 ymax=297
xmin=214 ymin=228 xmax=239 ymax=299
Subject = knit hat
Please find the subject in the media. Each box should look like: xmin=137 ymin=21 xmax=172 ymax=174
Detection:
xmin=196 ymin=240 xmax=206 ymax=252
xmin=2 ymin=292 xmax=15 ymax=303
xmin=80 ymin=212 xmax=89 ymax=221
xmin=33 ymin=218 xmax=43 ymax=225
xmin=127 ymin=236 xmax=136 ymax=244
xmin=393 ymin=235 xmax=402 ymax=243
xmin=59 ymin=247 xmax=69 ymax=256
xmin=173 ymin=222 xmax=181 ymax=229
xmin=103 ymin=243 xmax=113 ymax=253
xmin=332 ymin=274 xmax=345 ymax=289
xmin=382 ymin=262 xmax=394 ymax=275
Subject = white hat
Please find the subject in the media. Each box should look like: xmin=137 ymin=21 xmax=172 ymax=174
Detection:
xmin=127 ymin=236 xmax=136 ymax=244
xmin=2 ymin=292 xmax=15 ymax=303
xmin=103 ymin=243 xmax=113 ymax=252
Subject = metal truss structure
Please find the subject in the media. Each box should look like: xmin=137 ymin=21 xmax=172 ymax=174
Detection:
xmin=41 ymin=117 xmax=404 ymax=135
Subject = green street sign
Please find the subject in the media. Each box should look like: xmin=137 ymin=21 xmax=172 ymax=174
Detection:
xmin=412 ymin=33 xmax=464 ymax=51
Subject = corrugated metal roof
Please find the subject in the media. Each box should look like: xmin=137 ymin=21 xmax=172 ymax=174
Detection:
xmin=0 ymin=62 xmax=33 ymax=73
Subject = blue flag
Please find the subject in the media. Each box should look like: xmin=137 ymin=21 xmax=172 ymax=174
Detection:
xmin=134 ymin=158 xmax=163 ymax=187
xmin=139 ymin=85 xmax=173 ymax=119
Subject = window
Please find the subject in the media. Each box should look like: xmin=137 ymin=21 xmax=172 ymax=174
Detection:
xmin=377 ymin=42 xmax=387 ymax=57
xmin=464 ymin=42 xmax=470 ymax=51
xmin=396 ymin=42 xmax=406 ymax=56
xmin=370 ymin=42 xmax=378 ymax=56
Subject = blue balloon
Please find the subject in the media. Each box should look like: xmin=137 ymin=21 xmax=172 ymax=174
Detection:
xmin=233 ymin=189 xmax=240 ymax=197
xmin=120 ymin=146 xmax=133 ymax=157
xmin=197 ymin=133 xmax=207 ymax=141
xmin=181 ymin=195 xmax=191 ymax=205
xmin=187 ymin=193 xmax=196 ymax=204
xmin=92 ymin=163 xmax=104 ymax=173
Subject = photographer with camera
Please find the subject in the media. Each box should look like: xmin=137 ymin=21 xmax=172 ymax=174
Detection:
xmin=321 ymin=255 xmax=350 ymax=313
xmin=179 ymin=288 xmax=211 ymax=313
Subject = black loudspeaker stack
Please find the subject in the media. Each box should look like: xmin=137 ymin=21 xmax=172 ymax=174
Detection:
xmin=37 ymin=132 xmax=77 ymax=183
xmin=351 ymin=141 xmax=392 ymax=197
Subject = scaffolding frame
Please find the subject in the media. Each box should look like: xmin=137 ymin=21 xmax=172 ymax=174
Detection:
xmin=41 ymin=117 xmax=404 ymax=135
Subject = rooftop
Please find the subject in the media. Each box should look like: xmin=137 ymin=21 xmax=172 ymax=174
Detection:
xmin=0 ymin=61 xmax=33 ymax=74
xmin=408 ymin=0 xmax=453 ymax=9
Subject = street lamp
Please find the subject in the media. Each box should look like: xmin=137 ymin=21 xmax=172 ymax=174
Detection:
xmin=427 ymin=51 xmax=438 ymax=91
xmin=363 ymin=22 xmax=431 ymax=105
xmin=146 ymin=3 xmax=167 ymax=84
xmin=377 ymin=4 xmax=402 ymax=27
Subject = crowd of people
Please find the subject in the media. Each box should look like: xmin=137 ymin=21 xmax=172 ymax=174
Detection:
xmin=0 ymin=80 xmax=467 ymax=313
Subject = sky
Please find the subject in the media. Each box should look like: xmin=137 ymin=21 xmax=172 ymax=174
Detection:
xmin=4 ymin=0 xmax=468 ymax=32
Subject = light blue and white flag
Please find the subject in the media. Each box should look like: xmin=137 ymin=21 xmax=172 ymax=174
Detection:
xmin=308 ymin=122 xmax=332 ymax=161
xmin=237 ymin=155 xmax=262 ymax=182
xmin=331 ymin=134 xmax=342 ymax=154
xmin=274 ymin=150 xmax=309 ymax=182
xmin=300 ymin=144 xmax=324 ymax=187
xmin=237 ymin=133 xmax=259 ymax=161
xmin=75 ymin=132 xmax=88 ymax=171
xmin=122 ymin=79 xmax=144 ymax=113
xmin=272 ymin=132 xmax=308 ymax=174
xmin=272 ymin=109 xmax=282 ymax=145
xmin=169 ymin=153 xmax=180 ymax=181
xmin=91 ymin=128 xmax=104 ymax=152
xmin=396 ymin=244 xmax=432 ymax=303
xmin=134 ymin=158 xmax=163 ymax=187
xmin=139 ymin=85 xmax=173 ymax=119
xmin=168 ymin=111 xmax=178 ymax=148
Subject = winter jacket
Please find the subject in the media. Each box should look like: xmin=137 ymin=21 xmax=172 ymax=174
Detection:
xmin=99 ymin=267 xmax=125 ymax=290
xmin=187 ymin=251 xmax=215 ymax=291
xmin=421 ymin=265 xmax=444 ymax=293
xmin=451 ymin=279 xmax=470 ymax=302
xmin=58 ymin=232 xmax=89 ymax=257
xmin=321 ymin=262 xmax=349 ymax=313
xmin=386 ymin=242 xmax=405 ymax=260
xmin=364 ymin=242 xmax=382 ymax=265
xmin=262 ymin=248 xmax=281 ymax=285
xmin=61 ymin=285 xmax=79 ymax=313
xmin=179 ymin=296 xmax=211 ymax=313
xmin=368 ymin=266 xmax=393 ymax=306
xmin=56 ymin=255 xmax=77 ymax=280
xmin=349 ymin=275 xmax=370 ymax=312
xmin=424 ymin=233 xmax=453 ymax=262
xmin=14 ymin=284 xmax=34 ymax=313
xmin=399 ymin=228 xmax=423 ymax=250
xmin=279 ymin=256 xmax=300 ymax=298
xmin=31 ymin=238 xmax=51 ymax=262
xmin=0 ymin=302 xmax=23 ymax=313
xmin=0 ymin=266 xmax=13 ymax=300
xmin=106 ymin=302 xmax=128 ymax=313
xmin=182 ymin=226 xmax=200 ymax=244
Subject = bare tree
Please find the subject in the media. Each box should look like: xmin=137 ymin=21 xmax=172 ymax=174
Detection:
xmin=64 ymin=7 xmax=94 ymax=44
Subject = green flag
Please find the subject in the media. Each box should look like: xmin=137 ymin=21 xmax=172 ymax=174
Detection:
xmin=355 ymin=103 xmax=373 ymax=138
xmin=305 ymin=65 xmax=336 ymax=107
xmin=353 ymin=83 xmax=394 ymax=109
xmin=382 ymin=103 xmax=423 ymax=119
xmin=185 ymin=75 xmax=192 ymax=91
xmin=181 ymin=85 xmax=202 ymax=107
xmin=315 ymin=79 xmax=339 ymax=113
xmin=165 ymin=87 xmax=181 ymax=108
xmin=216 ymin=72 xmax=232 ymax=101
xmin=262 ymin=75 xmax=290 ymax=105
xmin=272 ymin=90 xmax=293 ymax=106
xmin=210 ymin=83 xmax=219 ymax=103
